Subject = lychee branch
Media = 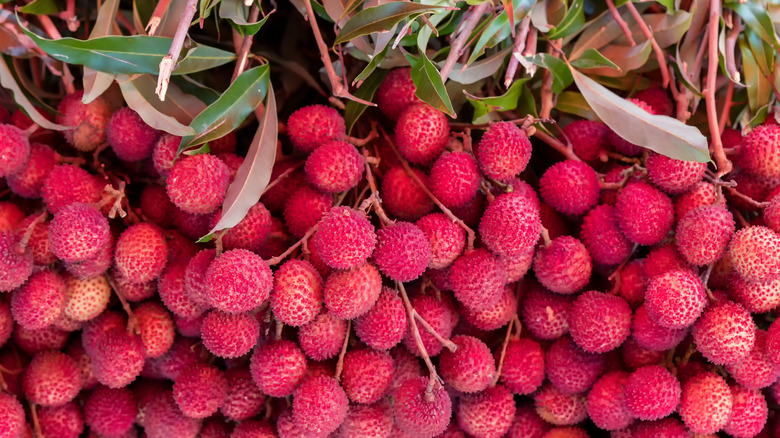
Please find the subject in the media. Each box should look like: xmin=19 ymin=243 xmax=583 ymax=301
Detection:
xmin=145 ymin=0 xmax=173 ymax=35
xmin=266 ymin=225 xmax=318 ymax=266
xmin=360 ymin=150 xmax=393 ymax=225
xmin=155 ymin=0 xmax=198 ymax=101
xmin=625 ymin=2 xmax=669 ymax=88
xmin=397 ymin=281 xmax=443 ymax=402
xmin=334 ymin=320 xmax=351 ymax=381
xmin=491 ymin=316 xmax=518 ymax=387
xmin=504 ymin=16 xmax=531 ymax=88
xmin=413 ymin=313 xmax=457 ymax=353
xmin=440 ymin=1 xmax=490 ymax=82
xmin=231 ymin=4 xmax=262 ymax=81
xmin=531 ymin=129 xmax=580 ymax=161
xmin=723 ymin=13 xmax=741 ymax=84
xmin=105 ymin=275 xmax=138 ymax=334
xmin=35 ymin=15 xmax=76 ymax=94
xmin=606 ymin=0 xmax=635 ymax=47
xmin=705 ymin=0 xmax=732 ymax=178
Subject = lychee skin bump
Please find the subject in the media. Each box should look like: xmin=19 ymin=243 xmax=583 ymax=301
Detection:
xmin=614 ymin=181 xmax=674 ymax=246
xmin=477 ymin=121 xmax=532 ymax=182
xmin=166 ymin=153 xmax=230 ymax=215
xmin=539 ymin=160 xmax=600 ymax=216
xmin=393 ymin=377 xmax=452 ymax=438
xmin=373 ymin=222 xmax=430 ymax=282
xmin=204 ymin=248 xmax=273 ymax=314
xmin=106 ymin=107 xmax=160 ymax=162
xmin=675 ymin=205 xmax=735 ymax=266
xmin=730 ymin=226 xmax=780 ymax=284
xmin=287 ymin=105 xmax=346 ymax=153
xmin=479 ymin=192 xmax=541 ymax=259
xmin=314 ymin=207 xmax=376 ymax=270
xmin=0 ymin=124 xmax=30 ymax=177
xmin=739 ymin=124 xmax=780 ymax=179
xmin=395 ymin=104 xmax=450 ymax=165
xmin=305 ymin=140 xmax=365 ymax=193
xmin=646 ymin=151 xmax=707 ymax=194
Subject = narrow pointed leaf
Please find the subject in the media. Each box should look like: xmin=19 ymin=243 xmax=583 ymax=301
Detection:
xmin=546 ymin=0 xmax=584 ymax=39
xmin=555 ymin=91 xmax=594 ymax=119
xmin=19 ymin=0 xmax=59 ymax=15
xmin=406 ymin=52 xmax=456 ymax=117
xmin=208 ymin=86 xmax=278 ymax=236
xmin=467 ymin=78 xmax=529 ymax=121
xmin=0 ymin=57 xmax=66 ymax=130
xmin=524 ymin=54 xmax=573 ymax=93
xmin=345 ymin=68 xmax=387 ymax=134
xmin=118 ymin=74 xmax=195 ymax=136
xmin=220 ymin=0 xmax=273 ymax=35
xmin=334 ymin=3 xmax=447 ymax=46
xmin=571 ymin=68 xmax=709 ymax=162
xmin=570 ymin=48 xmax=619 ymax=70
xmin=727 ymin=1 xmax=779 ymax=50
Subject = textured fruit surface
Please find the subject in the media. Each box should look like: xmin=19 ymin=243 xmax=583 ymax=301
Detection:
xmin=167 ymin=153 xmax=230 ymax=215
xmin=615 ymin=181 xmax=674 ymax=245
xmin=479 ymin=192 xmax=540 ymax=258
xmin=292 ymin=376 xmax=349 ymax=436
xmin=395 ymin=104 xmax=450 ymax=164
xmin=587 ymin=371 xmax=633 ymax=431
xmin=679 ymin=372 xmax=732 ymax=434
xmin=287 ymin=105 xmax=345 ymax=153
xmin=0 ymin=124 xmax=30 ymax=177
xmin=430 ymin=151 xmax=481 ymax=209
xmin=314 ymin=207 xmax=376 ymax=269
xmin=500 ymin=338 xmax=545 ymax=395
xmin=114 ymin=223 xmax=168 ymax=283
xmin=271 ymin=259 xmax=323 ymax=326
xmin=730 ymin=226 xmax=780 ymax=283
xmin=644 ymin=270 xmax=707 ymax=329
xmin=305 ymin=140 xmax=364 ymax=193
xmin=739 ymin=124 xmax=780 ymax=179
xmin=675 ymin=205 xmax=734 ymax=266
xmin=692 ymin=301 xmax=756 ymax=366
xmin=377 ymin=68 xmax=419 ymax=120
xmin=569 ymin=291 xmax=631 ymax=353
xmin=373 ymin=222 xmax=430 ymax=282
xmin=580 ymin=204 xmax=632 ymax=266
xmin=450 ymin=248 xmax=506 ymax=311
xmin=324 ymin=262 xmax=381 ymax=319
xmin=646 ymin=152 xmax=707 ymax=194
xmin=56 ymin=91 xmax=111 ymax=151
xmin=106 ymin=107 xmax=160 ymax=161
xmin=393 ymin=378 xmax=452 ymax=437
xmin=623 ymin=365 xmax=681 ymax=420
xmin=533 ymin=236 xmax=591 ymax=294
xmin=439 ymin=335 xmax=496 ymax=393
xmin=205 ymin=249 xmax=272 ymax=313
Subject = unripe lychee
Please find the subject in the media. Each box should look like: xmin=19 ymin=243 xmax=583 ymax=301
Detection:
xmin=534 ymin=384 xmax=587 ymax=426
xmin=679 ymin=371 xmax=732 ymax=434
xmin=457 ymin=384 xmax=516 ymax=438
xmin=380 ymin=166 xmax=434 ymax=220
xmin=173 ymin=363 xmax=228 ymax=418
xmin=439 ymin=335 xmax=495 ymax=393
xmin=587 ymin=371 xmax=633 ymax=431
xmin=314 ymin=207 xmax=375 ymax=269
xmin=6 ymin=143 xmax=57 ymax=199
xmin=114 ymin=223 xmax=168 ymax=283
xmin=580 ymin=204 xmax=632 ymax=266
xmin=271 ymin=259 xmax=323 ymax=327
xmin=41 ymin=165 xmax=104 ymax=214
xmin=730 ymin=226 xmax=780 ymax=283
xmin=479 ymin=192 xmax=540 ymax=258
xmin=292 ymin=375 xmax=349 ymax=436
xmin=533 ymin=236 xmax=592 ymax=294
xmin=373 ymin=222 xmax=430 ymax=282
xmin=84 ymin=385 xmax=137 ymax=437
xmin=645 ymin=269 xmax=706 ymax=329
xmin=341 ymin=348 xmax=394 ymax=404
xmin=631 ymin=304 xmax=687 ymax=351
xmin=287 ymin=105 xmax=345 ymax=153
xmin=23 ymin=350 xmax=82 ymax=406
xmin=354 ymin=287 xmax=407 ymax=350
xmin=11 ymin=270 xmax=66 ymax=330
xmin=546 ymin=335 xmax=605 ymax=394
xmin=739 ymin=124 xmax=780 ymax=179
xmin=0 ymin=124 xmax=29 ymax=177
xmin=615 ymin=181 xmax=674 ymax=245
xmin=305 ymin=140 xmax=364 ymax=193
xmin=395 ymin=104 xmax=450 ymax=165
xmin=646 ymin=152 xmax=707 ymax=194
xmin=562 ymin=120 xmax=608 ymax=163
xmin=376 ymin=68 xmax=419 ymax=120
xmin=539 ymin=160 xmax=600 ymax=216
xmin=167 ymin=153 xmax=229 ymax=215
xmin=63 ymin=275 xmax=111 ymax=322
xmin=692 ymin=301 xmax=756 ymax=365
xmin=205 ymin=249 xmax=272 ymax=313
xmin=56 ymin=91 xmax=111 ymax=151
xmin=450 ymin=248 xmax=506 ymax=311
xmin=393 ymin=378 xmax=452 ymax=438
xmin=676 ymin=205 xmax=735 ymax=266
xmin=623 ymin=365 xmax=681 ymax=420
xmin=106 ymin=107 xmax=160 ymax=161
xmin=430 ymin=151 xmax=481 ymax=208
xmin=298 ymin=311 xmax=347 ymax=361
xmin=324 ymin=262 xmax=382 ymax=319
xmin=49 ymin=202 xmax=110 ymax=263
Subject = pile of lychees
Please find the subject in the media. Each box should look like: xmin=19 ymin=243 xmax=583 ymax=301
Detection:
xmin=0 ymin=68 xmax=779 ymax=438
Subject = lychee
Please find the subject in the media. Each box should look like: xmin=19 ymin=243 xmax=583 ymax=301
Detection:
xmin=166 ymin=153 xmax=229 ymax=215
xmin=305 ymin=140 xmax=364 ymax=193
xmin=450 ymin=248 xmax=506 ymax=311
xmin=0 ymin=124 xmax=29 ymax=177
xmin=63 ymin=275 xmax=111 ymax=322
xmin=250 ymin=339 xmax=307 ymax=397
xmin=106 ymin=107 xmax=160 ymax=161
xmin=313 ymin=207 xmax=376 ymax=269
xmin=220 ymin=367 xmax=266 ymax=421
xmin=520 ymin=283 xmax=573 ymax=340
xmin=204 ymin=249 xmax=272 ymax=313
xmin=461 ymin=283 xmax=517 ymax=331
xmin=283 ymin=184 xmax=333 ymax=238
xmin=173 ymin=363 xmax=228 ymax=418
xmin=90 ymin=328 xmax=145 ymax=388
xmin=341 ymin=348 xmax=394 ymax=404
xmin=533 ymin=384 xmax=587 ymax=426
xmin=354 ymin=287 xmax=407 ymax=350
xmin=569 ymin=290 xmax=631 ymax=353
xmin=533 ymin=236 xmax=592 ymax=294
xmin=298 ymin=310 xmax=347 ymax=360
xmin=457 ymin=384 xmax=516 ymax=438
xmin=416 ymin=213 xmax=465 ymax=269
xmin=676 ymin=205 xmax=735 ymax=266
xmin=338 ymin=399 xmax=394 ymax=438
xmin=726 ymin=330 xmax=780 ymax=389
xmin=622 ymin=365 xmax=681 ymax=420
xmin=730 ymin=226 xmax=780 ymax=283
xmin=561 ymin=120 xmax=608 ymax=163
xmin=393 ymin=377 xmax=452 ymax=437
xmin=402 ymin=294 xmax=455 ymax=357
xmin=373 ymin=222 xmax=430 ymax=282
xmin=430 ymin=151 xmax=481 ymax=208
xmin=724 ymin=385 xmax=768 ymax=438
xmin=6 ymin=143 xmax=57 ymax=199
xmin=674 ymin=181 xmax=719 ymax=220
xmin=139 ymin=184 xmax=174 ymax=228
xmin=151 ymin=133 xmax=180 ymax=178
xmin=631 ymin=305 xmax=688 ymax=351
xmin=142 ymin=390 xmax=202 ymax=438
xmin=37 ymin=402 xmax=84 ymax=438
xmin=580 ymin=204 xmax=632 ymax=266
xmin=49 ymin=202 xmax=110 ymax=263
xmin=730 ymin=274 xmax=780 ymax=313
xmin=439 ymin=335 xmax=495 ymax=393
xmin=499 ymin=337 xmax=545 ymax=395
xmin=84 ymin=385 xmax=137 ymax=437
xmin=159 ymin=259 xmax=206 ymax=319
xmin=644 ymin=269 xmax=707 ymax=329
xmin=56 ymin=91 xmax=111 ymax=151
xmin=380 ymin=166 xmax=434 ymax=220
xmin=324 ymin=262 xmax=382 ymax=319
xmin=634 ymin=87 xmax=673 ymax=116
xmin=738 ymin=124 xmax=780 ymax=179
xmin=606 ymin=98 xmax=655 ymax=156
xmin=479 ymin=192 xmax=540 ymax=258
xmin=134 ymin=301 xmax=175 ymax=358
xmin=395 ymin=104 xmax=450 ymax=165
xmin=271 ymin=259 xmax=323 ymax=326
xmin=614 ymin=181 xmax=674 ymax=245
xmin=646 ymin=152 xmax=707 ymax=194
xmin=287 ymin=105 xmax=345 ymax=153
xmin=114 ymin=223 xmax=168 ymax=283
xmin=546 ymin=335 xmax=605 ymax=395
xmin=376 ymin=68 xmax=419 ymax=120
xmin=0 ymin=392 xmax=25 ymax=438
xmin=22 ymin=350 xmax=81 ymax=406
xmin=292 ymin=375 xmax=349 ymax=436
xmin=508 ymin=403 xmax=551 ymax=438
xmin=11 ymin=270 xmax=66 ymax=330
xmin=678 ymin=371 xmax=732 ymax=434
xmin=539 ymin=160 xmax=600 ymax=216
xmin=586 ymin=371 xmax=634 ymax=431
xmin=692 ymin=301 xmax=756 ymax=365
xmin=41 ymin=165 xmax=104 ymax=214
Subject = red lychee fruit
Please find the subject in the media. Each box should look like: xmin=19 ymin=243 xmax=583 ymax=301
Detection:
xmin=727 ymin=330 xmax=780 ymax=389
xmin=260 ymin=159 xmax=303 ymax=214
xmin=533 ymin=236 xmax=592 ymax=294
xmin=56 ymin=91 xmax=111 ymax=151
xmin=416 ymin=213 xmax=465 ymax=269
xmin=305 ymin=140 xmax=364 ymax=193
xmin=0 ymin=202 xmax=23 ymax=231
xmin=230 ymin=420 xmax=275 ymax=438
xmin=341 ymin=348 xmax=394 ymax=404
xmin=562 ymin=120 xmax=608 ymax=163
xmin=615 ymin=181 xmax=674 ymax=245
xmin=393 ymin=378 xmax=452 ymax=437
xmin=314 ymin=207 xmax=376 ymax=269
xmin=205 ymin=248 xmax=272 ymax=313
xmin=373 ymin=222 xmax=430 ymax=282
xmin=395 ymin=104 xmax=450 ymax=165
xmin=402 ymin=294 xmax=455 ymax=357
xmin=142 ymin=390 xmax=201 ymax=438
xmin=38 ymin=402 xmax=83 ymax=438
xmin=727 ymin=171 xmax=776 ymax=210
xmin=623 ymin=365 xmax=681 ymax=420
xmin=724 ymin=385 xmax=768 ymax=438
xmin=479 ymin=192 xmax=541 ymax=258
xmin=139 ymin=184 xmax=174 ymax=228
xmin=81 ymin=310 xmax=125 ymax=355
xmin=461 ymin=283 xmax=516 ymax=331
xmin=509 ymin=403 xmax=551 ymax=438
xmin=324 ymin=262 xmax=382 ymax=319
xmin=283 ymin=184 xmax=333 ymax=238
xmin=499 ymin=337 xmax=545 ymax=395
xmin=287 ymin=105 xmax=345 ymax=153
xmin=151 ymin=133 xmax=180 ymax=178
xmin=457 ymin=384 xmax=516 ymax=438
xmin=674 ymin=181 xmax=720 ymax=220
xmin=645 ymin=269 xmax=707 ymax=329
xmin=731 ymin=274 xmax=780 ymax=313
xmin=439 ymin=335 xmax=495 ymax=393
xmin=170 ymin=207 xmax=211 ymax=240
xmin=380 ymin=166 xmax=434 ymax=220
xmin=642 ymin=243 xmax=693 ymax=279
xmin=49 ymin=203 xmax=109 ymax=263
xmin=630 ymin=418 xmax=689 ymax=438
xmin=338 ymin=399 xmax=394 ymax=438
xmin=114 ymin=223 xmax=169 ymax=283
xmin=208 ymin=202 xmax=272 ymax=253
xmin=84 ymin=385 xmax=137 ymax=437
xmin=10 ymin=270 xmax=66 ymax=330
xmin=23 ymin=350 xmax=81 ymax=406
xmin=173 ymin=363 xmax=228 ymax=418
xmin=587 ymin=371 xmax=633 ymax=431
xmin=146 ymin=337 xmax=201 ymax=381
xmin=271 ymin=259 xmax=322 ymax=327
xmin=6 ymin=143 xmax=57 ymax=199
xmin=631 ymin=305 xmax=688 ymax=351
xmin=520 ymin=283 xmax=573 ymax=340
xmin=477 ymin=121 xmax=532 ymax=182
xmin=15 ymin=215 xmax=56 ymax=266
xmin=0 ymin=124 xmax=29 ymax=177
xmin=201 ymin=310 xmax=259 ymax=358
xmin=250 ymin=339 xmax=307 ymax=397
xmin=63 ymin=275 xmax=111 ymax=322
xmin=298 ymin=310 xmax=347 ymax=361
xmin=430 ymin=151 xmax=481 ymax=209
xmin=41 ymin=164 xmax=104 ymax=214
xmin=546 ymin=335 xmax=605 ymax=395
xmin=693 ymin=301 xmax=756 ymax=365
xmin=376 ymin=68 xmax=419 ymax=120
xmin=166 ymin=153 xmax=229 ymax=215
xmin=539 ymin=160 xmax=600 ymax=216
xmin=184 ymin=248 xmax=215 ymax=307
xmin=159 ymin=259 xmax=206 ymax=320
xmin=0 ymin=302 xmax=12 ymax=348
xmin=730 ymin=225 xmax=780 ymax=283
xmin=450 ymin=248 xmax=506 ymax=311
xmin=679 ymin=371 xmax=732 ymax=434
xmin=106 ymin=107 xmax=160 ymax=161
xmin=292 ymin=375 xmax=349 ymax=436
xmin=614 ymin=259 xmax=646 ymax=307
xmin=569 ymin=290 xmax=631 ymax=353
xmin=676 ymin=205 xmax=735 ymax=266
xmin=13 ymin=325 xmax=69 ymax=355
xmin=134 ymin=301 xmax=175 ymax=358
xmin=0 ymin=392 xmax=25 ymax=438
xmin=354 ymin=287 xmax=407 ymax=350
xmin=580 ymin=204 xmax=632 ymax=266
xmin=646 ymin=152 xmax=707 ymax=194
xmin=220 ymin=367 xmax=266 ymax=421
xmin=739 ymin=124 xmax=780 ymax=179
xmin=90 ymin=328 xmax=145 ymax=388
xmin=534 ymin=384 xmax=587 ymax=426
xmin=634 ymin=87 xmax=673 ymax=116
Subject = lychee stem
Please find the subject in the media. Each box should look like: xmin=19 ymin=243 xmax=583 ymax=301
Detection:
xmin=413 ymin=312 xmax=457 ymax=353
xmin=344 ymin=122 xmax=379 ymax=147
xmin=266 ymin=225 xmax=317 ymax=267
xmin=29 ymin=402 xmax=42 ymax=438
xmin=504 ymin=16 xmax=532 ymax=88
xmin=397 ymin=281 xmax=443 ymax=402
xmin=700 ymin=262 xmax=715 ymax=292
xmin=261 ymin=162 xmax=304 ymax=197
xmin=214 ymin=229 xmax=229 ymax=257
xmin=733 ymin=210 xmax=749 ymax=228
xmin=531 ymin=129 xmax=581 ymax=162
xmin=231 ymin=4 xmax=261 ymax=81
xmin=334 ymin=320 xmax=351 ymax=381
xmin=491 ymin=316 xmax=516 ymax=387
xmin=145 ymin=0 xmax=172 ymax=35
xmin=681 ymin=343 xmax=697 ymax=366
xmin=540 ymin=225 xmax=552 ymax=247
xmin=606 ymin=0 xmax=636 ymax=46
xmin=360 ymin=150 xmax=393 ymax=225
xmin=274 ymin=320 xmax=283 ymax=340
xmin=607 ymin=243 xmax=639 ymax=282
xmin=440 ymin=1 xmax=490 ymax=83
xmin=0 ymin=364 xmax=22 ymax=375
xmin=105 ymin=275 xmax=139 ymax=335
xmin=705 ymin=0 xmax=732 ymax=178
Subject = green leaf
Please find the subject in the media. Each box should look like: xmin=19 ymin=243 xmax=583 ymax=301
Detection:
xmin=524 ymin=54 xmax=573 ymax=93
xmin=0 ymin=56 xmax=66 ymax=131
xmin=82 ymin=0 xmax=120 ymax=104
xmin=570 ymin=48 xmax=619 ymax=70
xmin=178 ymin=64 xmax=270 ymax=154
xmin=547 ymin=0 xmax=585 ymax=39
xmin=746 ymin=27 xmax=775 ymax=76
xmin=468 ymin=0 xmax=536 ymax=64
xmin=345 ymin=68 xmax=388 ymax=134
xmin=19 ymin=0 xmax=59 ymax=15
xmin=21 ymin=23 xmax=235 ymax=75
xmin=171 ymin=75 xmax=220 ymax=105
xmin=447 ymin=47 xmax=511 ymax=85
xmin=467 ymin=78 xmax=529 ymax=121
xmin=220 ymin=0 xmax=273 ymax=35
xmin=587 ymin=39 xmax=652 ymax=78
xmin=208 ymin=85 xmax=278 ymax=236
xmin=334 ymin=3 xmax=446 ymax=46
xmin=406 ymin=52 xmax=456 ymax=118
xmin=739 ymin=34 xmax=772 ymax=112
xmin=571 ymin=68 xmax=710 ymax=162
xmin=339 ymin=0 xmax=364 ymax=22
xmin=555 ymin=91 xmax=594 ymax=119
xmin=352 ymin=42 xmax=389 ymax=85
xmin=727 ymin=1 xmax=779 ymax=49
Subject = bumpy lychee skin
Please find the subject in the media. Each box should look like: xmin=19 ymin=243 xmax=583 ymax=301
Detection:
xmin=646 ymin=152 xmax=707 ymax=194
xmin=166 ymin=153 xmax=229 ymax=215
xmin=678 ymin=372 xmax=732 ymax=434
xmin=41 ymin=164 xmax=104 ymax=214
xmin=14 ymin=325 xmax=69 ymax=355
xmin=395 ymin=104 xmax=450 ymax=165
xmin=509 ymin=403 xmax=551 ymax=438
xmin=0 ymin=392 xmax=25 ymax=438
xmin=615 ymin=181 xmax=674 ymax=245
xmin=0 ymin=124 xmax=29 ymax=177
xmin=292 ymin=375 xmax=349 ymax=436
xmin=380 ymin=166 xmax=434 ymax=220
xmin=287 ymin=105 xmax=345 ymax=153
xmin=114 ymin=223 xmax=168 ymax=283
xmin=63 ymin=275 xmax=111 ymax=322
xmin=56 ymin=91 xmax=111 ymax=151
xmin=457 ymin=384 xmax=516 ymax=438
xmin=534 ymin=384 xmax=587 ymax=426
xmin=271 ymin=259 xmax=322 ymax=327
xmin=739 ymin=124 xmax=780 ymax=179
xmin=284 ymin=184 xmax=333 ymax=239
xmin=314 ymin=207 xmax=376 ymax=269
xmin=354 ymin=287 xmax=407 ymax=350
xmin=6 ymin=143 xmax=57 ymax=199
xmin=338 ymin=399 xmax=394 ymax=438
xmin=569 ymin=291 xmax=631 ymax=353
xmin=402 ymin=294 xmax=455 ymax=357
xmin=634 ymin=87 xmax=673 ymax=116
xmin=143 ymin=390 xmax=201 ymax=438
xmin=580 ymin=204 xmax=632 ymax=266
xmin=341 ymin=348 xmax=394 ymax=404
xmin=23 ymin=351 xmax=82 ymax=407
xmin=151 ymin=133 xmax=180 ymax=178
xmin=250 ymin=339 xmax=307 ymax=397
xmin=373 ymin=222 xmax=430 ymax=282
xmin=677 ymin=206 xmax=735 ymax=268
xmin=0 ymin=202 xmax=23 ymax=231
xmin=479 ymin=192 xmax=540 ymax=258
xmin=90 ymin=328 xmax=145 ymax=388
xmin=725 ymin=385 xmax=768 ymax=438
xmin=298 ymin=311 xmax=347 ymax=360
xmin=539 ymin=160 xmax=600 ymax=216
xmin=37 ymin=402 xmax=83 ymax=438
xmin=173 ymin=363 xmax=228 ymax=418
xmin=693 ymin=301 xmax=756 ymax=366
xmin=11 ymin=270 xmax=66 ymax=330
xmin=205 ymin=249 xmax=272 ymax=313
xmin=562 ymin=120 xmax=608 ymax=163
xmin=376 ymin=68 xmax=419 ymax=120
xmin=587 ymin=371 xmax=633 ymax=431
xmin=324 ymin=262 xmax=382 ymax=319
xmin=727 ymin=330 xmax=780 ymax=389
xmin=416 ymin=213 xmax=465 ymax=269
xmin=439 ymin=335 xmax=496 ymax=393
xmin=49 ymin=203 xmax=110 ymax=263
xmin=462 ymin=283 xmax=516 ymax=331
xmin=305 ymin=140 xmax=364 ymax=193
xmin=476 ymin=121 xmax=532 ymax=182
xmin=209 ymin=202 xmax=272 ymax=253
xmin=533 ymin=236 xmax=592 ymax=294
xmin=106 ymin=107 xmax=160 ymax=161
xmin=730 ymin=226 xmax=780 ymax=283
xmin=731 ymin=274 xmax=780 ymax=313
xmin=393 ymin=378 xmax=452 ymax=437
xmin=675 ymin=181 xmax=719 ymax=220
xmin=134 ymin=301 xmax=175 ymax=358
xmin=184 ymin=248 xmax=215 ymax=307
xmin=449 ymin=248 xmax=506 ymax=311
xmin=546 ymin=335 xmax=605 ymax=395
xmin=623 ymin=365 xmax=681 ymax=420
xmin=520 ymin=283 xmax=573 ymax=340
xmin=158 ymin=259 xmax=205 ymax=319
xmin=220 ymin=367 xmax=266 ymax=421
xmin=429 ymin=151 xmax=481 ymax=209
xmin=645 ymin=269 xmax=707 ymax=329
xmin=0 ymin=302 xmax=12 ymax=348
xmin=631 ymin=305 xmax=687 ymax=351
xmin=499 ymin=338 xmax=545 ymax=395
xmin=84 ymin=385 xmax=137 ymax=437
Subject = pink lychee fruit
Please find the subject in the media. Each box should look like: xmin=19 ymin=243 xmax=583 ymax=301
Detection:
xmin=679 ymin=371 xmax=732 ymax=434
xmin=106 ymin=107 xmax=160 ymax=161
xmin=439 ymin=335 xmax=496 ymax=393
xmin=395 ymin=104 xmax=450 ymax=165
xmin=430 ymin=151 xmax=481 ymax=209
xmin=499 ymin=337 xmax=545 ymax=395
xmin=534 ymin=384 xmax=587 ymax=426
xmin=376 ymin=68 xmax=419 ymax=121
xmin=287 ymin=105 xmax=345 ymax=153
xmin=520 ymin=282 xmax=573 ymax=340
xmin=114 ymin=223 xmax=169 ymax=283
xmin=457 ymin=384 xmax=516 ymax=438
xmin=416 ymin=212 xmax=465 ymax=269
xmin=298 ymin=311 xmax=347 ymax=361
xmin=730 ymin=225 xmax=780 ymax=283
xmin=580 ymin=204 xmax=632 ymax=266
xmin=692 ymin=301 xmax=756 ymax=366
xmin=476 ymin=121 xmax=531 ymax=182
xmin=539 ymin=160 xmax=600 ymax=216
xmin=283 ymin=184 xmax=333 ymax=239
xmin=201 ymin=310 xmax=258 ymax=358
xmin=533 ymin=236 xmax=592 ymax=294
xmin=341 ymin=348 xmax=394 ymax=404
xmin=22 ymin=350 xmax=82 ymax=406
xmin=739 ymin=124 xmax=780 ymax=179
xmin=724 ymin=385 xmax=768 ymax=438
xmin=587 ymin=371 xmax=634 ymax=431
xmin=0 ymin=124 xmax=29 ymax=177
xmin=173 ymin=363 xmax=228 ymax=418
xmin=561 ymin=120 xmax=608 ymax=163
xmin=614 ymin=181 xmax=674 ymax=245
xmin=354 ymin=286 xmax=408 ymax=350
xmin=373 ymin=222 xmax=430 ymax=282
xmin=166 ymin=153 xmax=229 ymax=215
xmin=380 ymin=166 xmax=434 ymax=220
xmin=479 ymin=192 xmax=541 ymax=259
xmin=6 ymin=143 xmax=57 ymax=199
xmin=393 ymin=377 xmax=452 ymax=438
xmin=41 ymin=164 xmax=104 ymax=214
xmin=646 ymin=151 xmax=707 ymax=194
xmin=84 ymin=385 xmax=137 ymax=437
xmin=569 ymin=290 xmax=631 ymax=353
xmin=292 ymin=375 xmax=349 ymax=436
xmin=676 ymin=205 xmax=735 ymax=266
xmin=622 ymin=365 xmax=681 ymax=420
xmin=450 ymin=248 xmax=506 ymax=311
xmin=546 ymin=335 xmax=605 ymax=394
xmin=271 ymin=259 xmax=323 ymax=327
xmin=324 ymin=262 xmax=382 ymax=319
xmin=644 ymin=269 xmax=707 ymax=329
xmin=631 ymin=304 xmax=688 ymax=351
xmin=250 ymin=339 xmax=307 ymax=397
xmin=305 ymin=140 xmax=364 ymax=193
xmin=49 ymin=202 xmax=110 ymax=263
xmin=204 ymin=249 xmax=272 ymax=313
xmin=11 ymin=270 xmax=66 ymax=330
xmin=314 ymin=206 xmax=376 ymax=269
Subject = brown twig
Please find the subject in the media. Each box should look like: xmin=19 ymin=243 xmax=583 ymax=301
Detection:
xmin=155 ymin=0 xmax=198 ymax=101
xmin=504 ymin=17 xmax=531 ymax=87
xmin=440 ymin=2 xmax=491 ymax=82
xmin=106 ymin=275 xmax=138 ymax=334
xmin=36 ymin=15 xmax=75 ymax=94
xmin=719 ymin=80 xmax=735 ymax=133
xmin=705 ymin=0 xmax=732 ymax=178
xmin=491 ymin=317 xmax=515 ymax=386
xmin=540 ymin=40 xmax=560 ymax=118
xmin=146 ymin=0 xmax=174 ymax=35
xmin=58 ymin=0 xmax=79 ymax=31
xmin=334 ymin=320 xmax=351 ymax=381
xmin=360 ymin=151 xmax=393 ymax=225
xmin=398 ymin=282 xmax=443 ymax=402
xmin=266 ymin=225 xmax=317 ymax=266
xmin=724 ymin=11 xmax=741 ymax=83
xmin=625 ymin=2 xmax=669 ymax=87
xmin=15 ymin=211 xmax=46 ymax=254
xmin=413 ymin=312 xmax=457 ymax=352
xmin=30 ymin=402 xmax=42 ymax=438
xmin=606 ymin=0 xmax=636 ymax=46
xmin=231 ymin=5 xmax=262 ymax=81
